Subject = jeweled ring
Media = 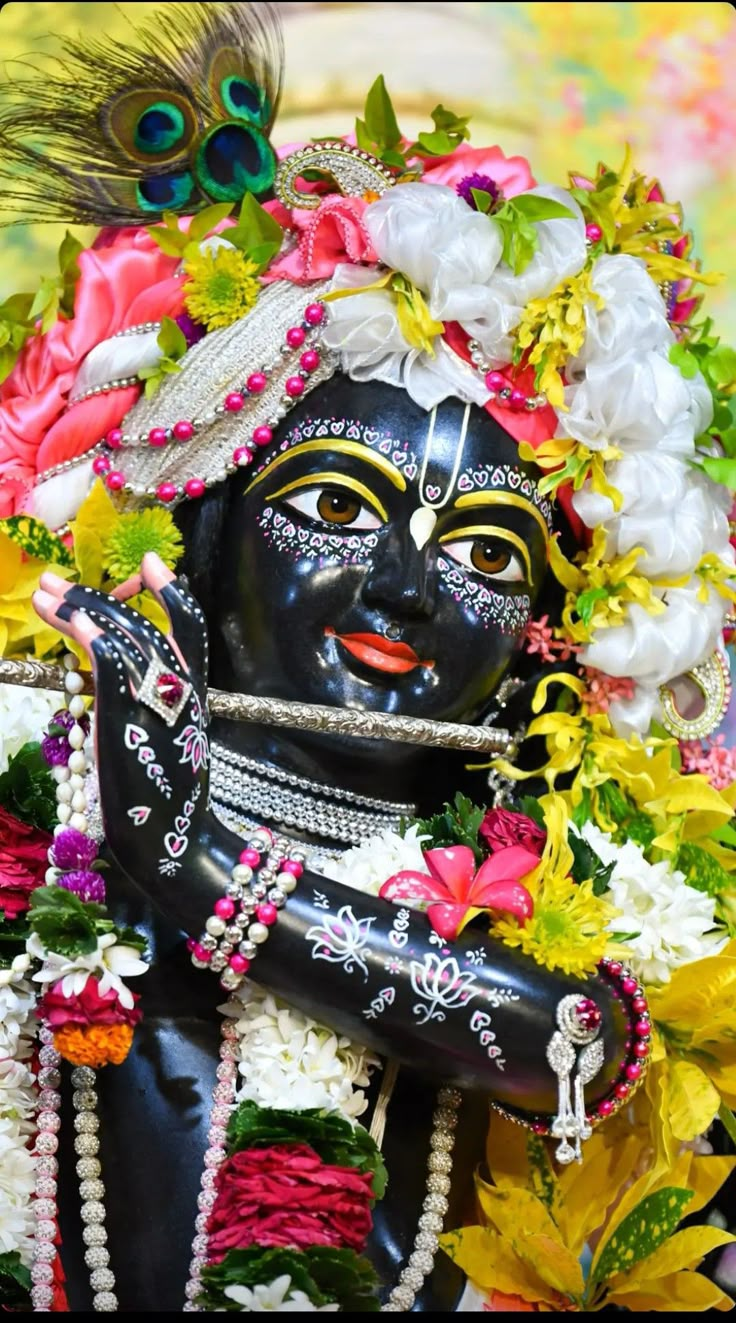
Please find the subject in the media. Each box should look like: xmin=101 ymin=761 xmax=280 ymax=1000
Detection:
xmin=137 ymin=656 xmax=192 ymax=727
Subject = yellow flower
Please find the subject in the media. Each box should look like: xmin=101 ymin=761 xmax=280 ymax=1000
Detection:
xmin=550 ymin=527 xmax=665 ymax=644
xmin=495 ymin=868 xmax=616 ymax=977
xmin=515 ymin=269 xmax=604 ymax=409
xmin=518 ymin=436 xmax=623 ymax=512
xmin=103 ymin=507 xmax=183 ymax=584
xmin=323 ymin=268 xmax=444 ymax=355
xmin=183 ymin=246 xmax=261 ymax=332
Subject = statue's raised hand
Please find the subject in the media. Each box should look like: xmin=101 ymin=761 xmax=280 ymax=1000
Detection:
xmin=33 ymin=553 xmax=212 ymax=889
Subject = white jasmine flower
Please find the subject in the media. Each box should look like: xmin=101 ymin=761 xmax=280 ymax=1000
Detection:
xmin=228 ymin=984 xmax=379 ymax=1120
xmin=28 ymin=931 xmax=148 ymax=1008
xmin=0 ymin=684 xmax=59 ymax=774
xmin=581 ymin=822 xmax=728 ymax=984
xmin=224 ymin=1275 xmax=339 ymax=1311
xmin=323 ymin=824 xmax=430 ymax=897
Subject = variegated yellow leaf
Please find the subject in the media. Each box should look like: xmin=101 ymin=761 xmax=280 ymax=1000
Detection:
xmin=512 ymin=1231 xmax=584 ymax=1302
xmin=589 ymin=1184 xmax=691 ymax=1282
xmin=609 ymin=1225 xmax=735 ymax=1290
xmin=475 ymin=1177 xmax=561 ymax=1246
xmin=666 ymin=1060 xmax=721 ymax=1141
xmin=439 ymin=1226 xmax=554 ymax=1303
xmin=606 ymin=1269 xmax=733 ymax=1312
xmin=556 ymin=1126 xmax=647 ymax=1256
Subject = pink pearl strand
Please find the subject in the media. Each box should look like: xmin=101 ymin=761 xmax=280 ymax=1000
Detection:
xmin=182 ymin=1013 xmax=241 ymax=1311
xmin=96 ymin=302 xmax=327 ymax=503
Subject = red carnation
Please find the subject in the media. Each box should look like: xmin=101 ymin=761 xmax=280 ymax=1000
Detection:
xmin=479 ymin=807 xmax=546 ymax=857
xmin=207 ymin=1143 xmax=374 ymax=1260
xmin=41 ymin=975 xmax=142 ymax=1028
xmin=0 ymin=805 xmax=51 ymax=918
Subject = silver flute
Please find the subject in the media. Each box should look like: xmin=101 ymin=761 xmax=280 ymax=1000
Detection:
xmin=0 ymin=658 xmax=512 ymax=755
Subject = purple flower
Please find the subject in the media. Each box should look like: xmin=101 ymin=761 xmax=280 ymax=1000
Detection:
xmin=41 ymin=710 xmax=90 ymax=769
xmin=175 ymin=312 xmax=206 ymax=348
xmin=456 ymin=172 xmax=503 ymax=211
xmin=57 ymin=870 xmax=106 ymax=904
xmin=51 ymin=828 xmax=98 ymax=872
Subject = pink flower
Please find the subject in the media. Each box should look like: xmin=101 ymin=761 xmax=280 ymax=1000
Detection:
xmin=580 ymin=669 xmax=635 ymax=716
xmin=524 ymin=615 xmax=579 ymax=664
xmin=480 ymin=808 xmax=546 ymax=856
xmin=681 ymin=735 xmax=736 ymax=791
xmin=264 ymin=194 xmax=377 ymax=285
xmin=422 ymin=144 xmax=535 ymax=198
xmin=0 ymin=227 xmax=184 ymax=516
xmin=380 ymin=844 xmax=536 ymax=941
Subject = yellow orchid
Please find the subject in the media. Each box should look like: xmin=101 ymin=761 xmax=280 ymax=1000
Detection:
xmin=323 ymin=268 xmax=444 ymax=356
xmin=549 ymin=529 xmax=665 ymax=644
xmin=514 ymin=269 xmax=603 ymax=410
xmin=569 ymin=145 xmax=721 ymax=289
xmin=518 ymin=436 xmax=623 ymax=511
xmin=692 ymin=553 xmax=736 ymax=606
xmin=440 ymin=1109 xmax=735 ymax=1312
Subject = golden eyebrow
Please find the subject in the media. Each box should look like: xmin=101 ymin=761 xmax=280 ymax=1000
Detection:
xmin=439 ymin=523 xmax=532 ymax=581
xmin=266 ymin=472 xmax=388 ymax=522
xmin=453 ymin=491 xmax=550 ymax=543
xmin=246 ymin=439 xmax=407 ymax=495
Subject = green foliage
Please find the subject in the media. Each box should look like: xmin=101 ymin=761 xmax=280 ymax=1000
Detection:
xmin=355 ymin=75 xmax=471 ymax=173
xmin=0 ymin=742 xmax=56 ymax=831
xmin=225 ymin=192 xmax=284 ymax=272
xmin=28 ymin=230 xmax=85 ymax=333
xmin=226 ymin=1102 xmax=388 ymax=1201
xmin=0 ymin=1251 xmax=31 ymax=1311
xmin=495 ymin=195 xmax=575 ymax=276
xmin=673 ymin=319 xmax=736 ymax=481
xmin=0 ymin=914 xmax=31 ymax=969
xmin=518 ymin=795 xmax=546 ymax=827
xmin=138 ymin=315 xmax=188 ymax=398
xmin=198 ymin=1246 xmax=380 ymax=1312
xmin=413 ymin=791 xmax=486 ymax=863
xmin=568 ymin=832 xmax=614 ymax=895
xmin=596 ymin=779 xmax=656 ymax=851
xmin=591 ymin=1187 xmax=693 ymax=1284
xmin=29 ymin=886 xmax=105 ymax=957
xmin=146 ymin=203 xmax=235 ymax=257
xmin=0 ymin=291 xmax=36 ymax=384
xmin=576 ymin=585 xmax=611 ymax=628
xmin=0 ymin=514 xmax=74 ymax=568
xmin=676 ymin=842 xmax=732 ymax=898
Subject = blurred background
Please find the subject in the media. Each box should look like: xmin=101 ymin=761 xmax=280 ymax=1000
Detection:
xmin=0 ymin=1 xmax=734 ymax=334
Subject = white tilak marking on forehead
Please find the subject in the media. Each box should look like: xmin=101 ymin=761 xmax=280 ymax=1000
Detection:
xmin=417 ymin=404 xmax=471 ymax=514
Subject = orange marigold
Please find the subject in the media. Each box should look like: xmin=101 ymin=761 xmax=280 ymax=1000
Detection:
xmin=53 ymin=1023 xmax=134 ymax=1068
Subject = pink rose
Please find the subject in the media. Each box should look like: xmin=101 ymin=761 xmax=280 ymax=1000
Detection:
xmin=207 ymin=1143 xmax=375 ymax=1259
xmin=265 ymin=194 xmax=377 ymax=285
xmin=422 ymin=144 xmax=535 ymax=198
xmin=0 ymin=227 xmax=184 ymax=516
xmin=42 ymin=975 xmax=142 ymax=1028
xmin=479 ymin=808 xmax=546 ymax=856
xmin=0 ymin=805 xmax=51 ymax=918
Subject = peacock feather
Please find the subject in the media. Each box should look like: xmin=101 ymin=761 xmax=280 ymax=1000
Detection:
xmin=0 ymin=1 xmax=284 ymax=227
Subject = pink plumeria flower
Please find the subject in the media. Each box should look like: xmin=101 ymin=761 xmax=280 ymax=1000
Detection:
xmin=380 ymin=844 xmax=536 ymax=941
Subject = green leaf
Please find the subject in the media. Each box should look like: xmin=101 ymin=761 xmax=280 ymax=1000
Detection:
xmin=707 ymin=345 xmax=736 ymax=387
xmin=0 ymin=513 xmax=74 ymax=567
xmin=0 ymin=742 xmax=56 ymax=831
xmin=362 ymin=74 xmax=402 ymax=152
xmin=567 ymin=831 xmax=615 ymax=894
xmin=156 ymin=315 xmax=188 ymax=361
xmin=576 ymin=585 xmax=610 ymax=627
xmin=669 ymin=341 xmax=700 ymax=379
xmin=29 ymin=885 xmax=101 ymax=957
xmin=29 ymin=275 xmax=61 ymax=334
xmin=226 ymin=1102 xmax=387 ymax=1201
xmin=0 ymin=1251 xmax=31 ymax=1310
xmin=147 ymin=225 xmax=189 ymax=258
xmin=675 ymin=842 xmax=732 ymax=897
xmin=58 ymin=230 xmax=84 ymax=317
xmin=518 ymin=796 xmax=546 ymax=827
xmin=591 ymin=1187 xmax=693 ymax=1285
xmin=718 ymin=1101 xmax=736 ymax=1148
xmin=199 ymin=1246 xmax=380 ymax=1313
xmin=511 ymin=195 xmax=575 ymax=223
xmin=416 ymin=129 xmax=458 ymax=156
xmin=354 ymin=116 xmax=376 ymax=154
xmin=493 ymin=199 xmax=539 ymax=275
xmin=470 ymin=187 xmax=493 ymax=214
xmin=429 ymin=103 xmax=472 ymax=140
xmin=187 ymin=202 xmax=234 ymax=245
xmin=699 ymin=456 xmax=736 ymax=490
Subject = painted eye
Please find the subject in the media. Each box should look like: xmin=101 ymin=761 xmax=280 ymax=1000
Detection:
xmin=443 ymin=537 xmax=525 ymax=583
xmin=282 ymin=486 xmax=382 ymax=530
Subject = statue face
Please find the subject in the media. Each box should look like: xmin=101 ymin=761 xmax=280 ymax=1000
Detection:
xmin=214 ymin=376 xmax=551 ymax=727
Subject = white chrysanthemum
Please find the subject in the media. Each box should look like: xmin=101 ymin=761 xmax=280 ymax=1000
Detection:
xmin=581 ymin=822 xmax=728 ymax=984
xmin=224 ymin=1275 xmax=339 ymax=1312
xmin=323 ymin=825 xmax=430 ymax=897
xmin=0 ymin=684 xmax=59 ymax=774
xmin=27 ymin=931 xmax=148 ymax=1009
xmin=226 ymin=983 xmax=380 ymax=1120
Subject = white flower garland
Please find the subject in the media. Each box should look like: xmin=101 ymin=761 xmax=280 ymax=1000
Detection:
xmin=0 ymin=963 xmax=39 ymax=1264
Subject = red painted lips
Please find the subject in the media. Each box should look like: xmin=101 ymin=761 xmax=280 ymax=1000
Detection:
xmin=325 ymin=628 xmax=435 ymax=675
